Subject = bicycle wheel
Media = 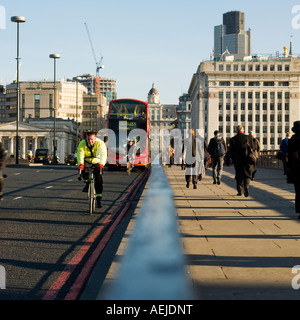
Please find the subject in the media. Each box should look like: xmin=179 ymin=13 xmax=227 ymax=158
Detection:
xmin=88 ymin=180 xmax=95 ymax=215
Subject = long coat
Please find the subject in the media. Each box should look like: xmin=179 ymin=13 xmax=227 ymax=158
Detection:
xmin=229 ymin=133 xmax=256 ymax=181
xmin=288 ymin=133 xmax=300 ymax=183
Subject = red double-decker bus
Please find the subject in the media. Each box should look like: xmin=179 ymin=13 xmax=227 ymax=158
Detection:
xmin=106 ymin=98 xmax=150 ymax=170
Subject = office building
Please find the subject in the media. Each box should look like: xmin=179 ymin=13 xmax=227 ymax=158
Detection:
xmin=147 ymin=83 xmax=177 ymax=130
xmin=188 ymin=55 xmax=300 ymax=150
xmin=176 ymin=93 xmax=192 ymax=135
xmin=73 ymin=75 xmax=117 ymax=105
xmin=214 ymin=11 xmax=252 ymax=61
xmin=0 ymin=80 xmax=88 ymax=124
xmin=81 ymin=93 xmax=107 ymax=134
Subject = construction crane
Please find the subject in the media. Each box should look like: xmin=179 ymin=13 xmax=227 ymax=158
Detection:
xmin=84 ymin=22 xmax=104 ymax=77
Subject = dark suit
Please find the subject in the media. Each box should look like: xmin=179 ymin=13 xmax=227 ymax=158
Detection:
xmin=229 ymin=133 xmax=256 ymax=195
xmin=288 ymin=133 xmax=300 ymax=214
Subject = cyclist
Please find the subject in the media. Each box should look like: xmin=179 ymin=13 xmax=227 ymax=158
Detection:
xmin=0 ymin=142 xmax=7 ymax=202
xmin=126 ymin=140 xmax=136 ymax=175
xmin=77 ymin=131 xmax=107 ymax=208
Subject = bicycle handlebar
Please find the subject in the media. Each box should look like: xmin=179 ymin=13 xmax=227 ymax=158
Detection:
xmin=77 ymin=166 xmax=103 ymax=181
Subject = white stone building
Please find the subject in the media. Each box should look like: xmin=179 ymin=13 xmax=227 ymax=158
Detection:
xmin=0 ymin=118 xmax=77 ymax=162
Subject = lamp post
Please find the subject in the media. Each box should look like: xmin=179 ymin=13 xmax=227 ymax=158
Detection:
xmin=49 ymin=54 xmax=60 ymax=164
xmin=11 ymin=16 xmax=26 ymax=165
xmin=75 ymin=77 xmax=82 ymax=145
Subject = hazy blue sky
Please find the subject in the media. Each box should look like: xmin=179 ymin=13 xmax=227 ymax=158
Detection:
xmin=1 ymin=0 xmax=300 ymax=103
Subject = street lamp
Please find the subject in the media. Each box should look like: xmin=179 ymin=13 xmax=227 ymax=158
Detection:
xmin=49 ymin=53 xmax=60 ymax=164
xmin=75 ymin=77 xmax=82 ymax=145
xmin=11 ymin=16 xmax=26 ymax=165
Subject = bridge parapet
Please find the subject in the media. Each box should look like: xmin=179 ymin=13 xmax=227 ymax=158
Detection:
xmin=105 ymin=164 xmax=194 ymax=300
xmin=257 ymin=151 xmax=283 ymax=170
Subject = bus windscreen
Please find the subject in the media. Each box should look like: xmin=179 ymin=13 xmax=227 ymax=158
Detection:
xmin=109 ymin=101 xmax=147 ymax=121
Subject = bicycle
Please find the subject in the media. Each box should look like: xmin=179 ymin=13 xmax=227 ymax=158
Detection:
xmin=79 ymin=165 xmax=102 ymax=215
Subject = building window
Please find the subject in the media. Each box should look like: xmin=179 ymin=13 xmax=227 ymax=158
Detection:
xmin=249 ymin=81 xmax=260 ymax=87
xmin=220 ymin=81 xmax=230 ymax=86
xmin=234 ymin=81 xmax=245 ymax=86
xmin=264 ymin=82 xmax=275 ymax=86
xmin=263 ymin=92 xmax=268 ymax=99
xmin=219 ymin=65 xmax=224 ymax=71
xmin=34 ymin=94 xmax=40 ymax=118
xmin=278 ymin=82 xmax=289 ymax=86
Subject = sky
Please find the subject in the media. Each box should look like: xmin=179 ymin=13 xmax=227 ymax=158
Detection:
xmin=0 ymin=0 xmax=300 ymax=104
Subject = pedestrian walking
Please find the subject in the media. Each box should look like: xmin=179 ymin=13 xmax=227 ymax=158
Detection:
xmin=287 ymin=121 xmax=300 ymax=218
xmin=169 ymin=144 xmax=174 ymax=167
xmin=198 ymin=139 xmax=209 ymax=181
xmin=280 ymin=132 xmax=292 ymax=175
xmin=249 ymin=131 xmax=260 ymax=180
xmin=126 ymin=140 xmax=135 ymax=175
xmin=184 ymin=129 xmax=202 ymax=189
xmin=208 ymin=130 xmax=227 ymax=185
xmin=181 ymin=140 xmax=186 ymax=170
xmin=229 ymin=125 xmax=256 ymax=197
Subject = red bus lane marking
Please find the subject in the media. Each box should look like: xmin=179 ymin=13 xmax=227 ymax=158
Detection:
xmin=42 ymin=170 xmax=149 ymax=300
xmin=64 ymin=171 xmax=149 ymax=300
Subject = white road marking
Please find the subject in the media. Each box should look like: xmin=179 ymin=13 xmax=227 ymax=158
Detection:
xmin=13 ymin=197 xmax=23 ymax=200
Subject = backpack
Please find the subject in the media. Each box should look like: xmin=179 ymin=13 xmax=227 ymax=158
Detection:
xmin=246 ymin=141 xmax=258 ymax=164
xmin=214 ymin=139 xmax=226 ymax=157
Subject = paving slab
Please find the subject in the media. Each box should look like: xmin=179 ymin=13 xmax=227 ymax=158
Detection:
xmin=164 ymin=165 xmax=300 ymax=300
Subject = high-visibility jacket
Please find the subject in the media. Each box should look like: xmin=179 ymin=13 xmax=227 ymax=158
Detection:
xmin=77 ymin=139 xmax=107 ymax=166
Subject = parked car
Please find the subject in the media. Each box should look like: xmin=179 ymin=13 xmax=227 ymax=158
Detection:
xmin=65 ymin=154 xmax=77 ymax=166
xmin=34 ymin=149 xmax=51 ymax=164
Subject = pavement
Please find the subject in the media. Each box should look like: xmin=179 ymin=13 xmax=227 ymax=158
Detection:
xmin=165 ymin=164 xmax=300 ymax=300
xmin=93 ymin=164 xmax=300 ymax=300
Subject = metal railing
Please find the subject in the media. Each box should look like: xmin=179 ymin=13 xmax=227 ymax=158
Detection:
xmin=257 ymin=150 xmax=283 ymax=170
xmin=104 ymin=164 xmax=194 ymax=300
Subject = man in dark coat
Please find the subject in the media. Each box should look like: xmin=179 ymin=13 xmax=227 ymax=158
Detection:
xmin=288 ymin=121 xmax=300 ymax=217
xmin=208 ymin=130 xmax=227 ymax=185
xmin=229 ymin=125 xmax=256 ymax=197
xmin=184 ymin=129 xmax=197 ymax=189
